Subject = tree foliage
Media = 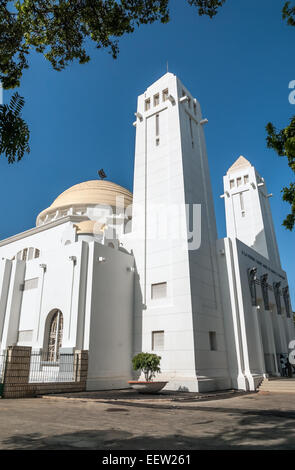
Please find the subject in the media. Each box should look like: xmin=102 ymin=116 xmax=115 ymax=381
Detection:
xmin=0 ymin=0 xmax=228 ymax=91
xmin=0 ymin=0 xmax=294 ymax=164
xmin=132 ymin=352 xmax=161 ymax=382
xmin=266 ymin=117 xmax=295 ymax=231
xmin=283 ymin=1 xmax=295 ymax=26
xmin=0 ymin=92 xmax=30 ymax=163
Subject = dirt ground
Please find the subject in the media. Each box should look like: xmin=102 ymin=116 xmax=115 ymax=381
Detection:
xmin=1 ymin=389 xmax=295 ymax=450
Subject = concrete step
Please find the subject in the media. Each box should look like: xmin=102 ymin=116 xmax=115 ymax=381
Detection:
xmin=258 ymin=378 xmax=295 ymax=393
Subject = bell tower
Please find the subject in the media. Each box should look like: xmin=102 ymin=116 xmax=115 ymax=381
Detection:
xmin=128 ymin=72 xmax=230 ymax=391
xmin=223 ymin=156 xmax=281 ymax=268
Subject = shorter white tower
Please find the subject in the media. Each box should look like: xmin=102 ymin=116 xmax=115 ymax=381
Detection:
xmin=223 ymin=156 xmax=281 ymax=268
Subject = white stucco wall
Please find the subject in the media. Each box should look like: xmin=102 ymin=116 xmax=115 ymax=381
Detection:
xmin=84 ymin=242 xmax=135 ymax=390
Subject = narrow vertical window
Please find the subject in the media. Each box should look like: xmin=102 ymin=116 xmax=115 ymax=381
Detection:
xmin=154 ymin=93 xmax=159 ymax=106
xmin=188 ymin=96 xmax=191 ymax=109
xmin=230 ymin=179 xmax=235 ymax=189
xmin=209 ymin=331 xmax=217 ymax=351
xmin=237 ymin=177 xmax=242 ymax=187
xmin=189 ymin=117 xmax=194 ymax=148
xmin=145 ymin=98 xmax=150 ymax=111
xmin=155 ymin=113 xmax=160 ymax=137
xmin=193 ymin=102 xmax=197 ymax=115
xmin=22 ymin=248 xmax=28 ymax=261
xmin=239 ymin=192 xmax=245 ymax=211
xmin=244 ymin=175 xmax=249 ymax=184
xmin=162 ymin=89 xmax=169 ymax=102
xmin=47 ymin=310 xmax=63 ymax=361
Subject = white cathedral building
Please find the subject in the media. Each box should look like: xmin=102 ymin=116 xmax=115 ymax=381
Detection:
xmin=0 ymin=73 xmax=294 ymax=392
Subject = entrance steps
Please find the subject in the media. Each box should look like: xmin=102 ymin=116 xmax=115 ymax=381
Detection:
xmin=258 ymin=377 xmax=295 ymax=393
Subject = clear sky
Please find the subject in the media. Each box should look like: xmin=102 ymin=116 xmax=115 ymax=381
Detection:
xmin=0 ymin=0 xmax=294 ymax=304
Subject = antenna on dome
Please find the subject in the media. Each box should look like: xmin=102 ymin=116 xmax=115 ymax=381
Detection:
xmin=98 ymin=168 xmax=107 ymax=180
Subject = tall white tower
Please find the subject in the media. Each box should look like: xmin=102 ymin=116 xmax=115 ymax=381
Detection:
xmin=223 ymin=156 xmax=281 ymax=268
xmin=129 ymin=73 xmax=230 ymax=392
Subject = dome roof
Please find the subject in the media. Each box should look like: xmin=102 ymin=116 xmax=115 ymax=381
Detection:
xmin=37 ymin=180 xmax=133 ymax=224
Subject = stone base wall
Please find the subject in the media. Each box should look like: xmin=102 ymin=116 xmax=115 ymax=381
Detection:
xmin=2 ymin=346 xmax=88 ymax=399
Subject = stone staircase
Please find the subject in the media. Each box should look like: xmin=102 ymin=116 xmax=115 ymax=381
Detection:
xmin=258 ymin=377 xmax=295 ymax=393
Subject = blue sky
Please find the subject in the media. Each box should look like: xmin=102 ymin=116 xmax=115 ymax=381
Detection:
xmin=0 ymin=0 xmax=294 ymax=304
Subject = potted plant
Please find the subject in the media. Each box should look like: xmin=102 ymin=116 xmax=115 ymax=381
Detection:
xmin=128 ymin=352 xmax=168 ymax=393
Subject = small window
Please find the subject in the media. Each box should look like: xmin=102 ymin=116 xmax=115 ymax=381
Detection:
xmin=151 ymin=282 xmax=167 ymax=299
xmin=152 ymin=331 xmax=164 ymax=351
xmin=154 ymin=93 xmax=159 ymax=106
xmin=239 ymin=192 xmax=245 ymax=211
xmin=189 ymin=117 xmax=194 ymax=148
xmin=162 ymin=89 xmax=169 ymax=102
xmin=145 ymin=99 xmax=151 ymax=111
xmin=193 ymin=102 xmax=197 ymax=115
xmin=230 ymin=179 xmax=235 ymax=189
xmin=237 ymin=177 xmax=242 ymax=187
xmin=23 ymin=278 xmax=38 ymax=291
xmin=35 ymin=249 xmax=40 ymax=259
xmin=155 ymin=113 xmax=159 ymax=136
xmin=244 ymin=175 xmax=249 ymax=184
xmin=187 ymin=96 xmax=191 ymax=108
xmin=27 ymin=247 xmax=35 ymax=261
xmin=209 ymin=331 xmax=217 ymax=351
xmin=22 ymin=248 xmax=28 ymax=261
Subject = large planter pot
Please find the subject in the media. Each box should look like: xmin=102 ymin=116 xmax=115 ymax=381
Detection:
xmin=128 ymin=381 xmax=168 ymax=394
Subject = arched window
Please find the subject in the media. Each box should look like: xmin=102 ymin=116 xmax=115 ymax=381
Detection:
xmin=16 ymin=247 xmax=40 ymax=261
xmin=47 ymin=310 xmax=63 ymax=361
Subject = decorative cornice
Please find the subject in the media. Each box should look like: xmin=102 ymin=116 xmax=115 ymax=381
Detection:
xmin=0 ymin=215 xmax=88 ymax=248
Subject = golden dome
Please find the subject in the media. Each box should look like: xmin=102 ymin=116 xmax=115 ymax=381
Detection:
xmin=37 ymin=180 xmax=133 ymax=225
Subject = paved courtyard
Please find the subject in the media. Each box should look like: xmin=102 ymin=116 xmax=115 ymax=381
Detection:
xmin=1 ymin=390 xmax=295 ymax=450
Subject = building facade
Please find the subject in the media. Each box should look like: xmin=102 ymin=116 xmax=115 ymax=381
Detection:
xmin=0 ymin=73 xmax=293 ymax=392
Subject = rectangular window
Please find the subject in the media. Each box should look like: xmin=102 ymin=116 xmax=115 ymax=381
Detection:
xmin=21 ymin=277 xmax=39 ymax=291
xmin=209 ymin=331 xmax=217 ymax=351
xmin=230 ymin=179 xmax=235 ymax=189
xmin=189 ymin=117 xmax=194 ymax=148
xmin=22 ymin=248 xmax=28 ymax=261
xmin=154 ymin=93 xmax=159 ymax=106
xmin=237 ymin=177 xmax=242 ymax=187
xmin=145 ymin=98 xmax=151 ymax=111
xmin=187 ymin=96 xmax=191 ymax=109
xmin=155 ymin=113 xmax=159 ymax=137
xmin=193 ymin=102 xmax=197 ymax=115
xmin=244 ymin=175 xmax=249 ymax=184
xmin=239 ymin=192 xmax=245 ymax=211
xmin=151 ymin=282 xmax=167 ymax=299
xmin=28 ymin=247 xmax=35 ymax=261
xmin=162 ymin=89 xmax=169 ymax=102
xmin=152 ymin=331 xmax=164 ymax=350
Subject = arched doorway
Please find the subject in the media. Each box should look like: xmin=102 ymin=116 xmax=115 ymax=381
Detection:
xmin=46 ymin=310 xmax=63 ymax=361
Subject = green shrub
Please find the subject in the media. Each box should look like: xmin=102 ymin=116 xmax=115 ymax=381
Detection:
xmin=132 ymin=352 xmax=161 ymax=382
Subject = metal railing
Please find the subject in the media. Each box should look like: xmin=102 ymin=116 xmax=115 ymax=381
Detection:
xmin=29 ymin=351 xmax=78 ymax=383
